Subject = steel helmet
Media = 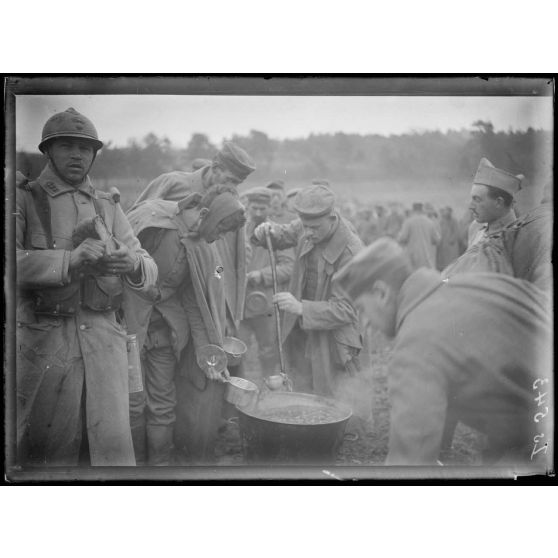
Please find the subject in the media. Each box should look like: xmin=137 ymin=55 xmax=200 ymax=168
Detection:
xmin=38 ymin=107 xmax=103 ymax=153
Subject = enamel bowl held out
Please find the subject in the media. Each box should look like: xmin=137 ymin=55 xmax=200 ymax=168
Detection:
xmin=223 ymin=336 xmax=247 ymax=367
xmin=236 ymin=391 xmax=352 ymax=465
xmin=224 ymin=376 xmax=258 ymax=408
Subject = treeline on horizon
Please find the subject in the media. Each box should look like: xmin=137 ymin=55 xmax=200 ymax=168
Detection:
xmin=16 ymin=121 xmax=552 ymax=189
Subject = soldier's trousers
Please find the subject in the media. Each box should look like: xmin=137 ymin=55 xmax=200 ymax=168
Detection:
xmin=129 ymin=325 xmax=177 ymax=429
xmin=129 ymin=324 xmax=178 ymax=465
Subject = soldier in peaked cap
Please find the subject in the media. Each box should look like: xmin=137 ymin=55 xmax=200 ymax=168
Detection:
xmin=251 ymin=184 xmax=364 ymax=409
xmin=332 ymin=238 xmax=552 ymax=468
xmin=129 ymin=142 xmax=256 ymax=368
xmin=239 ymin=187 xmax=294 ymax=377
xmin=132 ymin=142 xmax=256 ymax=210
xmin=467 ymin=157 xmax=521 ymax=248
xmin=442 ymin=158 xmax=524 ymax=282
xmin=15 ymin=108 xmax=158 ymax=466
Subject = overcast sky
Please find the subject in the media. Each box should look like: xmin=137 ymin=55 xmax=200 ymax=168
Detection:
xmin=15 ymin=94 xmax=553 ymax=151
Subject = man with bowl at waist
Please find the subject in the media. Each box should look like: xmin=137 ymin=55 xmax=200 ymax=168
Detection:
xmin=124 ymin=186 xmax=246 ymax=465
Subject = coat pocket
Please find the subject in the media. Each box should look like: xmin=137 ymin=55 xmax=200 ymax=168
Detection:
xmin=33 ymin=283 xmax=81 ymax=316
xmin=81 ymin=275 xmax=123 ymax=312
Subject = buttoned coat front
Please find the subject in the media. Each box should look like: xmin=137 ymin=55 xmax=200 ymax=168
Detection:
xmin=265 ymin=217 xmax=363 ymax=396
xmin=15 ymin=165 xmax=158 ymax=466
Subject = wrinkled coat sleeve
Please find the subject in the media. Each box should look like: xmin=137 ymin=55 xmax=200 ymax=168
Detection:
xmin=300 ymin=287 xmax=358 ymax=331
xmin=251 ymin=220 xmax=302 ymax=251
xmin=260 ymin=247 xmax=295 ymax=287
xmin=16 ymin=189 xmax=71 ymax=288
xmin=132 ymin=172 xmax=190 ymax=208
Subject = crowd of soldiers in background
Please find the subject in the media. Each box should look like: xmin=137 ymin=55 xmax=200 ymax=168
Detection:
xmin=340 ymin=198 xmax=466 ymax=270
xmin=240 ymin=179 xmax=470 ymax=273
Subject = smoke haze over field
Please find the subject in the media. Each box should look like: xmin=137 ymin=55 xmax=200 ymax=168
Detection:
xmin=15 ymin=95 xmax=553 ymax=151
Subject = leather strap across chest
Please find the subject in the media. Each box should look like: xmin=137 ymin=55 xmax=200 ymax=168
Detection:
xmin=25 ymin=180 xmax=107 ymax=249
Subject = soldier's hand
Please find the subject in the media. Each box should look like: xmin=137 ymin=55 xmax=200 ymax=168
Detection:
xmin=273 ymin=292 xmax=303 ymax=315
xmin=246 ymin=270 xmax=262 ymax=286
xmin=219 ymin=368 xmax=231 ymax=383
xmin=99 ymin=244 xmax=140 ymax=276
xmin=203 ymin=364 xmax=228 ymax=382
xmin=69 ymin=238 xmax=107 ymax=270
xmin=253 ymin=221 xmax=273 ymax=243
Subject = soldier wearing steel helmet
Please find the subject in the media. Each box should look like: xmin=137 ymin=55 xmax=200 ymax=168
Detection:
xmin=15 ymin=108 xmax=158 ymax=466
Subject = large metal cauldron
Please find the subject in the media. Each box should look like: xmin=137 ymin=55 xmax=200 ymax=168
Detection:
xmin=236 ymin=391 xmax=352 ymax=464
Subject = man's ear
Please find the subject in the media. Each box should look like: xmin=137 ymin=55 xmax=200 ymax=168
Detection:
xmin=198 ymin=207 xmax=209 ymax=220
xmin=495 ymin=196 xmax=506 ymax=209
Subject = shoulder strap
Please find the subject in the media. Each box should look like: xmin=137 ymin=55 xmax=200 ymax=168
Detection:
xmin=28 ymin=181 xmax=55 ymax=249
xmin=92 ymin=195 xmax=106 ymax=222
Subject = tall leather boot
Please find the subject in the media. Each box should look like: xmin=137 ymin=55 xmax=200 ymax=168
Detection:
xmin=146 ymin=424 xmax=174 ymax=466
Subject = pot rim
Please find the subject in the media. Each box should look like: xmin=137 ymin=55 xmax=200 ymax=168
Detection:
xmin=236 ymin=391 xmax=352 ymax=425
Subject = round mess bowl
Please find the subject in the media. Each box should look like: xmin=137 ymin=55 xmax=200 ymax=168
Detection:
xmin=225 ymin=376 xmax=258 ymax=407
xmin=223 ymin=336 xmax=247 ymax=366
xmin=236 ymin=391 xmax=352 ymax=464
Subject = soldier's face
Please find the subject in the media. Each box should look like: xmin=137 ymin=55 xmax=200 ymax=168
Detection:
xmin=269 ymin=191 xmax=283 ymax=211
xmin=201 ymin=216 xmax=239 ymax=244
xmin=212 ymin=166 xmax=242 ymax=188
xmin=469 ymin=184 xmax=501 ymax=224
xmin=301 ymin=214 xmax=335 ymax=244
xmin=248 ymin=201 xmax=270 ymax=224
xmin=47 ymin=138 xmax=95 ymax=185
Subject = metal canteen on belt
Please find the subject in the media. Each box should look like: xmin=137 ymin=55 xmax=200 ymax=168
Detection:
xmin=245 ymin=290 xmax=269 ymax=315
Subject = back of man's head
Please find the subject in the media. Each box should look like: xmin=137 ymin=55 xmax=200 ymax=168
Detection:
xmin=333 ymin=238 xmax=413 ymax=300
